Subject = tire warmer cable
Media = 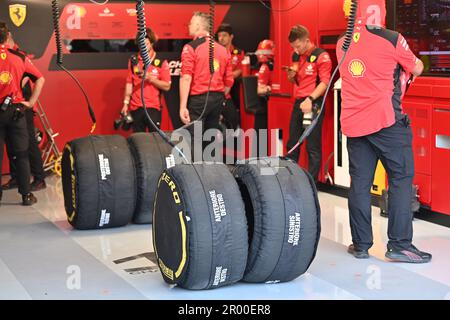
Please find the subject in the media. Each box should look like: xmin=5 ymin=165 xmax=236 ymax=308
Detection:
xmin=136 ymin=0 xmax=188 ymax=163
xmin=286 ymin=0 xmax=358 ymax=156
xmin=136 ymin=0 xmax=216 ymax=163
xmin=51 ymin=0 xmax=97 ymax=133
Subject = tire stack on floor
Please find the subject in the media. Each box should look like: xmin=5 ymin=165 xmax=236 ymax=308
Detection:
xmin=152 ymin=157 xmax=321 ymax=289
xmin=233 ymin=157 xmax=321 ymax=283
xmin=127 ymin=132 xmax=174 ymax=224
xmin=61 ymin=135 xmax=321 ymax=289
xmin=61 ymin=135 xmax=136 ymax=230
xmin=61 ymin=132 xmax=175 ymax=229
xmin=153 ymin=163 xmax=248 ymax=289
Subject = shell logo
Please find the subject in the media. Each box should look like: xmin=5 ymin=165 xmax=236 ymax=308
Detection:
xmin=213 ymin=59 xmax=220 ymax=72
xmin=348 ymin=59 xmax=366 ymax=77
xmin=0 ymin=71 xmax=13 ymax=85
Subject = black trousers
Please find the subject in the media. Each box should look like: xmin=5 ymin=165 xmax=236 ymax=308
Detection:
xmin=186 ymin=92 xmax=224 ymax=161
xmin=130 ymin=107 xmax=162 ymax=133
xmin=0 ymin=105 xmax=31 ymax=196
xmin=347 ymin=117 xmax=414 ymax=251
xmin=286 ymin=98 xmax=324 ymax=181
xmin=251 ymin=97 xmax=269 ymax=158
xmin=6 ymin=108 xmax=45 ymax=181
xmin=220 ymin=98 xmax=240 ymax=130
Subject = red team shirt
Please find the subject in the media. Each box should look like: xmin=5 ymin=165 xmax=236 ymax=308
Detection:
xmin=226 ymin=45 xmax=244 ymax=99
xmin=230 ymin=45 xmax=245 ymax=73
xmin=292 ymin=46 xmax=332 ymax=98
xmin=181 ymin=34 xmax=234 ymax=96
xmin=126 ymin=53 xmax=171 ymax=111
xmin=337 ymin=23 xmax=419 ymax=137
xmin=254 ymin=62 xmax=272 ymax=87
xmin=0 ymin=44 xmax=42 ymax=104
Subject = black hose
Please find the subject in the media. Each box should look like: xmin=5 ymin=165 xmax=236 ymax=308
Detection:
xmin=51 ymin=0 xmax=97 ymax=132
xmin=209 ymin=1 xmax=215 ymax=75
xmin=136 ymin=0 xmax=151 ymax=67
xmin=51 ymin=0 xmax=63 ymax=65
xmin=287 ymin=0 xmax=358 ymax=156
xmin=135 ymin=0 xmax=188 ymax=163
xmin=341 ymin=0 xmax=358 ymax=52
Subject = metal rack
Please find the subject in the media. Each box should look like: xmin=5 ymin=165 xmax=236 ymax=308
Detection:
xmin=35 ymin=100 xmax=61 ymax=175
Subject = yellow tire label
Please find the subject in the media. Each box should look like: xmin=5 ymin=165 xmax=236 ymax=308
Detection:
xmin=154 ymin=172 xmax=188 ymax=281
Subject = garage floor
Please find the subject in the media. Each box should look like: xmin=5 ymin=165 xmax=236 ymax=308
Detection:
xmin=0 ymin=174 xmax=449 ymax=300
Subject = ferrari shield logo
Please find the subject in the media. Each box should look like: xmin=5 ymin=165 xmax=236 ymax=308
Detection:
xmin=353 ymin=32 xmax=360 ymax=43
xmin=310 ymin=55 xmax=317 ymax=63
xmin=1 ymin=53 xmax=7 ymax=60
xmin=9 ymin=4 xmax=27 ymax=27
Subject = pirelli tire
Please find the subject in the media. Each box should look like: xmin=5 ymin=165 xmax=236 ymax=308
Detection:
xmin=153 ymin=163 xmax=248 ymax=290
xmin=61 ymin=135 xmax=136 ymax=230
xmin=232 ymin=157 xmax=321 ymax=283
xmin=127 ymin=132 xmax=174 ymax=224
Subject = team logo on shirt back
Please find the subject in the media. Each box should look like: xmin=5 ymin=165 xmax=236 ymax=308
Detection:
xmin=349 ymin=59 xmax=366 ymax=77
xmin=353 ymin=32 xmax=360 ymax=43
xmin=0 ymin=72 xmax=13 ymax=85
xmin=9 ymin=4 xmax=27 ymax=27
xmin=213 ymin=59 xmax=220 ymax=72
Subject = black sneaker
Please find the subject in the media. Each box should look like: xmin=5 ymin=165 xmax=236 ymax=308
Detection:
xmin=2 ymin=178 xmax=18 ymax=190
xmin=22 ymin=193 xmax=37 ymax=206
xmin=385 ymin=245 xmax=432 ymax=263
xmin=30 ymin=179 xmax=47 ymax=192
xmin=347 ymin=244 xmax=370 ymax=259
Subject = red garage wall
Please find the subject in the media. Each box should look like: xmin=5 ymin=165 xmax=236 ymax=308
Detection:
xmin=267 ymin=0 xmax=450 ymax=215
xmin=267 ymin=0 xmax=347 ymax=182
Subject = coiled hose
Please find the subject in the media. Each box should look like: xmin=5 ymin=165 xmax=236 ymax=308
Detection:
xmin=51 ymin=0 xmax=97 ymax=133
xmin=136 ymin=0 xmax=188 ymax=163
xmin=287 ymin=0 xmax=358 ymax=156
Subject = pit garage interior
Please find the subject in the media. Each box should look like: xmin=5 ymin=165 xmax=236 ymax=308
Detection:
xmin=0 ymin=0 xmax=449 ymax=300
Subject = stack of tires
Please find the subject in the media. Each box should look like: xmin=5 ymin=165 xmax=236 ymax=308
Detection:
xmin=61 ymin=135 xmax=136 ymax=230
xmin=127 ymin=132 xmax=174 ymax=224
xmin=61 ymin=134 xmax=321 ymax=289
xmin=61 ymin=133 xmax=175 ymax=229
xmin=152 ymin=157 xmax=321 ymax=289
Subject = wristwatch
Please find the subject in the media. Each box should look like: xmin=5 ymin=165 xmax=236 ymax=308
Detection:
xmin=307 ymin=96 xmax=314 ymax=102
